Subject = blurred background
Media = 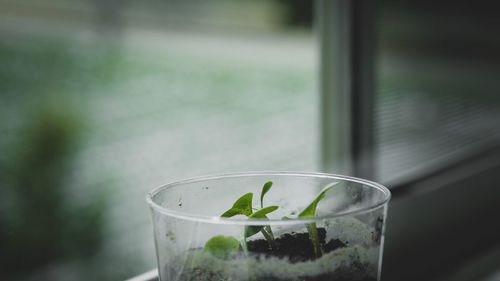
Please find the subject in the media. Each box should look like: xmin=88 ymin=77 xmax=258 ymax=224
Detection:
xmin=0 ymin=0 xmax=499 ymax=280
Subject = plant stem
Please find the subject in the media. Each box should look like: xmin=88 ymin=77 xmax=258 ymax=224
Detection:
xmin=240 ymin=236 xmax=249 ymax=256
xmin=261 ymin=227 xmax=276 ymax=250
xmin=306 ymin=223 xmax=322 ymax=258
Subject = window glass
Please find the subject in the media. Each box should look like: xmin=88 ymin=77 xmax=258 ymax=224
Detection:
xmin=0 ymin=1 xmax=317 ymax=279
xmin=375 ymin=0 xmax=500 ymax=185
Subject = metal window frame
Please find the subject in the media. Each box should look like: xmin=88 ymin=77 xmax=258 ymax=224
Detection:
xmin=317 ymin=1 xmax=500 ymax=281
xmin=384 ymin=146 xmax=500 ymax=281
xmin=317 ymin=0 xmax=375 ymax=180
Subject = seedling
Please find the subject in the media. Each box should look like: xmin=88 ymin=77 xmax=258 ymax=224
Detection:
xmin=221 ymin=192 xmax=253 ymax=217
xmin=244 ymin=205 xmax=278 ymax=252
xmin=260 ymin=181 xmax=273 ymax=208
xmin=258 ymin=181 xmax=276 ymax=249
xmin=205 ymin=181 xmax=278 ymax=257
xmin=298 ymin=182 xmax=337 ymax=258
xmin=204 ymin=235 xmax=240 ymax=259
xmin=204 ymin=181 xmax=336 ymax=259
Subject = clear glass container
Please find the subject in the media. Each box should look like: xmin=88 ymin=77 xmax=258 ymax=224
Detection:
xmin=146 ymin=172 xmax=391 ymax=281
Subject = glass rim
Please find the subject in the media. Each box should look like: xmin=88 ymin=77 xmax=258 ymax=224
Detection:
xmin=146 ymin=171 xmax=391 ymax=225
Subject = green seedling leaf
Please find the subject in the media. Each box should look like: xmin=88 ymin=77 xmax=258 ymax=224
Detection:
xmin=260 ymin=181 xmax=273 ymax=208
xmin=298 ymin=182 xmax=338 ymax=258
xmin=209 ymin=182 xmax=280 ymax=258
xmin=244 ymin=205 xmax=279 ymax=238
xmin=204 ymin=235 xmax=240 ymax=259
xmin=250 ymin=205 xmax=279 ymax=219
xmin=221 ymin=192 xmax=253 ymax=217
xmin=298 ymin=182 xmax=337 ymax=218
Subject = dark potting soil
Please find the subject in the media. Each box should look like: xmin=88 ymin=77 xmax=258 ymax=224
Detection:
xmin=247 ymin=228 xmax=347 ymax=263
xmin=179 ymin=228 xmax=377 ymax=281
xmin=245 ymin=228 xmax=376 ymax=281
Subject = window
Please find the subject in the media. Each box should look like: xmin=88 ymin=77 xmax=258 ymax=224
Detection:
xmin=0 ymin=1 xmax=317 ymax=279
xmin=317 ymin=1 xmax=500 ymax=281
xmin=375 ymin=0 xmax=500 ymax=186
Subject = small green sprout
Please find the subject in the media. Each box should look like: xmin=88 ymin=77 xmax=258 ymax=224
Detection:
xmin=203 ymin=181 xmax=337 ymax=260
xmin=204 ymin=181 xmax=278 ymax=258
xmin=221 ymin=192 xmax=253 ymax=217
xmin=298 ymin=182 xmax=337 ymax=258
xmin=258 ymin=181 xmax=276 ymax=249
xmin=204 ymin=235 xmax=240 ymax=259
xmin=245 ymin=205 xmax=278 ymax=250
xmin=260 ymin=181 xmax=273 ymax=208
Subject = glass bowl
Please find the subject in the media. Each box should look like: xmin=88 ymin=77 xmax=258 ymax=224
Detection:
xmin=147 ymin=172 xmax=391 ymax=281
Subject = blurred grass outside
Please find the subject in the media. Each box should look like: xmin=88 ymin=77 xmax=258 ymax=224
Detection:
xmin=0 ymin=4 xmax=317 ymax=279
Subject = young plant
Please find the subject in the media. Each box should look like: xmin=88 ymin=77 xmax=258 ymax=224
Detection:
xmin=244 ymin=205 xmax=278 ymax=251
xmin=205 ymin=181 xmax=278 ymax=257
xmin=298 ymin=182 xmax=337 ymax=258
xmin=203 ymin=181 xmax=337 ymax=260
xmin=260 ymin=181 xmax=273 ymax=209
xmin=204 ymin=235 xmax=240 ymax=259
xmin=258 ymin=181 xmax=276 ymax=248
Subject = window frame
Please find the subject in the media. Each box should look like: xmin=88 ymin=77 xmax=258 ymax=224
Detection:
xmin=317 ymin=0 xmax=376 ymax=179
xmin=317 ymin=1 xmax=500 ymax=280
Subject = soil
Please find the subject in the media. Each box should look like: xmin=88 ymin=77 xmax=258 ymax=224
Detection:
xmin=245 ymin=228 xmax=376 ymax=281
xmin=247 ymin=228 xmax=347 ymax=263
xmin=176 ymin=228 xmax=377 ymax=281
